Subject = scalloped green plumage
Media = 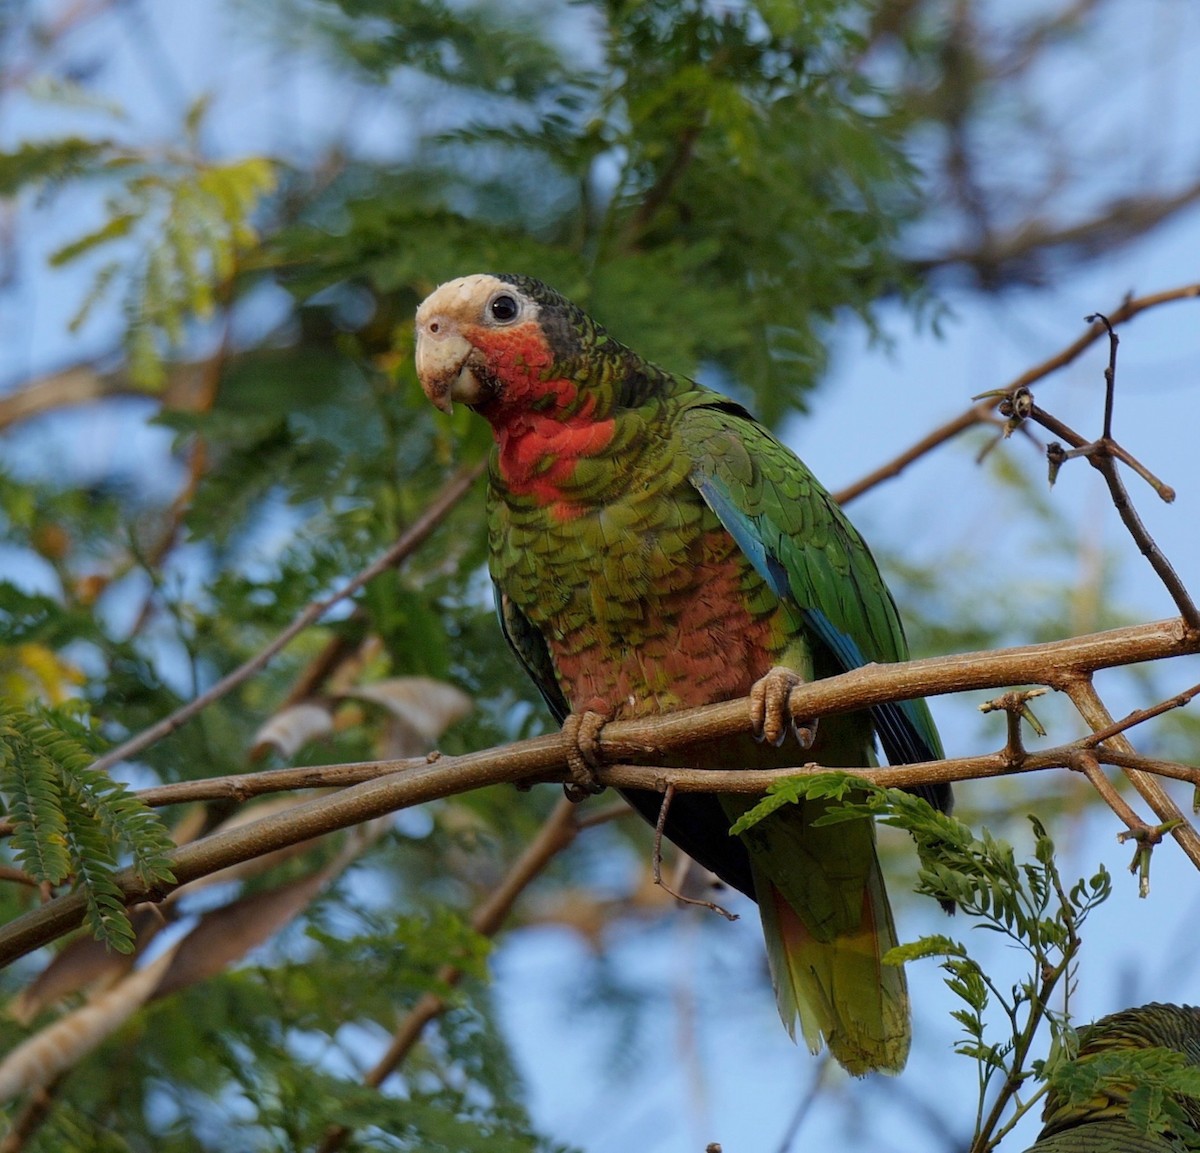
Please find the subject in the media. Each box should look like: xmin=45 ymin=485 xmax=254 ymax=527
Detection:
xmin=417 ymin=273 xmax=950 ymax=1074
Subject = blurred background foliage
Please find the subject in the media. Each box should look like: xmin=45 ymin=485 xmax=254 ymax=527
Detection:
xmin=1 ymin=1 xmax=1199 ymax=1150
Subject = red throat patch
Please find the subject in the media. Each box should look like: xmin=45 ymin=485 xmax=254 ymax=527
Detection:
xmin=470 ymin=321 xmax=615 ymax=516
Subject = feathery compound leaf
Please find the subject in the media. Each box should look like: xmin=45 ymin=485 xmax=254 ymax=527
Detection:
xmin=0 ymin=702 xmax=175 ymax=951
xmin=48 ymin=153 xmax=277 ymax=388
xmin=783 ymin=774 xmax=1114 ymax=1149
xmin=0 ymin=137 xmax=114 ymax=197
xmin=1 ymin=702 xmax=72 ymax=883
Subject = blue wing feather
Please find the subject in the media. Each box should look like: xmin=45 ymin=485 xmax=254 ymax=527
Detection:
xmin=689 ymin=413 xmax=947 ymax=801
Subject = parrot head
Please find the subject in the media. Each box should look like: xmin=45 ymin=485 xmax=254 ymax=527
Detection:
xmin=415 ymin=274 xmax=577 ymax=416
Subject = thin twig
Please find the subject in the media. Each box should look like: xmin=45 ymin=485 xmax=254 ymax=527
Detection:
xmin=1070 ymin=751 xmax=1149 ymax=836
xmin=832 ymin=403 xmax=997 ymax=505
xmin=86 ymin=459 xmax=485 ymax=778
xmin=1085 ymin=313 xmax=1118 ymax=441
xmin=1035 ymin=402 xmax=1200 ymax=628
xmin=1019 ymin=313 xmax=1199 ymax=626
xmin=833 ymin=283 xmax=1200 ymax=506
xmin=650 ymin=785 xmax=737 ymax=921
xmin=978 ymin=688 xmax=1047 ymax=765
xmin=1063 ymin=678 xmax=1200 ymax=871
xmin=314 ymin=797 xmax=581 ymax=1153
xmin=1005 ymin=284 xmax=1200 ymax=395
xmin=1071 ymin=750 xmax=1178 ymax=899
xmin=1081 ymin=682 xmax=1200 ymax=747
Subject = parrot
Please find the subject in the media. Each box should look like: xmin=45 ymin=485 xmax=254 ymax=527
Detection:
xmin=1025 ymin=1002 xmax=1200 ymax=1152
xmin=414 ymin=273 xmax=950 ymax=1075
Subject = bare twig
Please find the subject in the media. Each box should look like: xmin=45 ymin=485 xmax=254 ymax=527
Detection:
xmin=1071 ymin=751 xmax=1179 ymax=899
xmin=85 ymin=459 xmax=485 ymax=778
xmin=1063 ymin=678 xmax=1200 ymax=871
xmin=1031 ymin=389 xmax=1200 ymax=629
xmin=979 ymin=688 xmax=1047 ymax=764
xmin=1071 ymin=751 xmax=1150 ymax=837
xmin=832 ymin=403 xmax=998 ymax=505
xmin=832 ymin=283 xmax=1200 ymax=506
xmin=315 ymin=797 xmax=582 ymax=1153
xmin=650 ymin=784 xmax=738 ymax=921
xmin=1081 ymin=683 xmax=1200 ymax=748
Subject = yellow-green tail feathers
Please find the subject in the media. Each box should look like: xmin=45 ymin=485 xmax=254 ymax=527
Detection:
xmin=754 ymin=855 xmax=910 ymax=1076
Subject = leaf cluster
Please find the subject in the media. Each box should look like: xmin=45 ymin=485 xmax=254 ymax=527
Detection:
xmin=273 ymin=0 xmax=919 ymax=422
xmin=0 ymin=701 xmax=175 ymax=951
xmin=2 ymin=104 xmax=275 ymax=390
xmin=734 ymin=773 xmax=1113 ymax=1151
xmin=1044 ymin=1046 xmax=1200 ymax=1148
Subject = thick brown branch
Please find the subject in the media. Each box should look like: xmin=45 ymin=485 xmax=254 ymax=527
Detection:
xmin=2 ymin=617 xmax=1199 ymax=968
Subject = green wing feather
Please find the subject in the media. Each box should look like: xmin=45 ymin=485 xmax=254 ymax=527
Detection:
xmin=681 ymin=398 xmax=947 ymax=805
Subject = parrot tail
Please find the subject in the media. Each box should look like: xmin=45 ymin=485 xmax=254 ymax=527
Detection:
xmin=756 ymin=863 xmax=911 ymax=1076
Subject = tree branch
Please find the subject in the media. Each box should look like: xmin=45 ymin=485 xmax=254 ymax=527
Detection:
xmin=85 ymin=458 xmax=485 ymax=778
xmin=315 ymin=797 xmax=582 ymax=1153
xmin=1062 ymin=677 xmax=1200 ymax=870
xmin=831 ymin=283 xmax=1200 ymax=505
xmin=3 ymin=616 xmax=1199 ymax=969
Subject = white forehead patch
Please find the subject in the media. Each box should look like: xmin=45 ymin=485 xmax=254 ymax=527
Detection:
xmin=416 ymin=274 xmax=513 ymax=323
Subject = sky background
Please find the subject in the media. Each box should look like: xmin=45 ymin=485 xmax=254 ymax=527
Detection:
xmin=3 ymin=3 xmax=1200 ymax=1151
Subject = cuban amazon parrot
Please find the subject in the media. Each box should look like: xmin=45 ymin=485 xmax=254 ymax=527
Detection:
xmin=1026 ymin=1002 xmax=1200 ymax=1152
xmin=415 ymin=273 xmax=950 ymax=1075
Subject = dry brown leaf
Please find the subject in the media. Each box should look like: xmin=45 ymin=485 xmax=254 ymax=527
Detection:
xmin=150 ymin=817 xmax=392 ymax=1000
xmin=8 ymin=908 xmax=165 ymax=1025
xmin=0 ymin=948 xmax=177 ymax=1104
xmin=150 ymin=868 xmax=331 ymax=1001
xmin=340 ymin=676 xmax=471 ymax=757
xmin=250 ymin=701 xmax=334 ymax=760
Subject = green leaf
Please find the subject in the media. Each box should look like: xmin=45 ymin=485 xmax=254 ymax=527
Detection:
xmin=0 ymin=701 xmax=175 ymax=951
xmin=0 ymin=137 xmax=114 ymax=197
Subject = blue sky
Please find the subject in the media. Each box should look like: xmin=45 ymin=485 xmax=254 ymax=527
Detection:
xmin=4 ymin=3 xmax=1200 ymax=1150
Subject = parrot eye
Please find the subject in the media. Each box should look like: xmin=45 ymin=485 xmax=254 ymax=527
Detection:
xmin=488 ymin=293 xmax=519 ymax=323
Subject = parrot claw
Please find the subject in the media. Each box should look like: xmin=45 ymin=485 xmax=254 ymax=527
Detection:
xmin=750 ymin=666 xmax=817 ymax=748
xmin=561 ymin=707 xmax=610 ymax=802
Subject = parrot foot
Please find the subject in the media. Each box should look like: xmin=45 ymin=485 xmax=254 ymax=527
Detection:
xmin=561 ymin=707 xmax=610 ymax=802
xmin=750 ymin=666 xmax=817 ymax=748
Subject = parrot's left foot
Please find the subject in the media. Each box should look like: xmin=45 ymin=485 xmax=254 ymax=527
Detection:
xmin=561 ymin=706 xmax=610 ymax=802
xmin=750 ymin=666 xmax=817 ymax=748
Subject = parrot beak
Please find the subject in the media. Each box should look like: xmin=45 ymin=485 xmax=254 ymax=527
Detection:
xmin=415 ymin=318 xmax=486 ymax=414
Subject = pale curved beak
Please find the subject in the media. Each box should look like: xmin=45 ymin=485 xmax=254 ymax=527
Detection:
xmin=415 ymin=324 xmax=474 ymax=414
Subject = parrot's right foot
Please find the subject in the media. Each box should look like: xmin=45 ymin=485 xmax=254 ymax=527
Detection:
xmin=750 ymin=666 xmax=817 ymax=748
xmin=561 ymin=707 xmax=609 ymax=802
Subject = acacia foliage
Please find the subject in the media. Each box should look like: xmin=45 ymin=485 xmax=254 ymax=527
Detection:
xmin=0 ymin=2 xmax=1196 ymax=1151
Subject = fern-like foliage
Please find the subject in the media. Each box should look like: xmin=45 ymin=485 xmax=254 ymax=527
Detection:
xmin=1045 ymin=1045 xmax=1200 ymax=1147
xmin=733 ymin=773 xmax=1113 ymax=1152
xmin=1 ymin=97 xmax=276 ymax=392
xmin=0 ymin=702 xmax=175 ymax=951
